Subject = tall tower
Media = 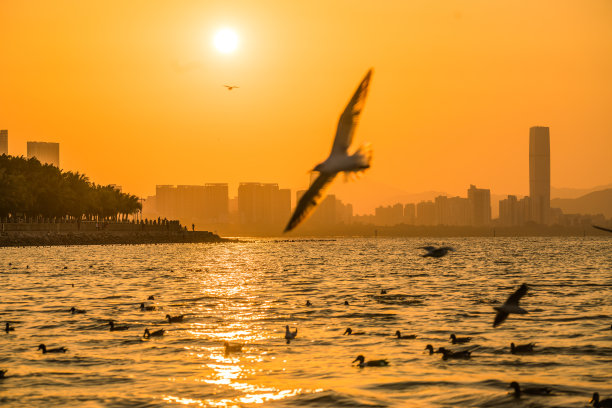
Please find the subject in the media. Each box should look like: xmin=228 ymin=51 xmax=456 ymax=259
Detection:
xmin=27 ymin=141 xmax=60 ymax=167
xmin=529 ymin=126 xmax=550 ymax=224
xmin=0 ymin=130 xmax=7 ymax=155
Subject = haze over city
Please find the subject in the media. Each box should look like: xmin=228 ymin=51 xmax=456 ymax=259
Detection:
xmin=1 ymin=1 xmax=611 ymax=214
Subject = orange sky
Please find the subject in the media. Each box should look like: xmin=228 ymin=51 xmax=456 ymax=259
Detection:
xmin=1 ymin=1 xmax=611 ymax=213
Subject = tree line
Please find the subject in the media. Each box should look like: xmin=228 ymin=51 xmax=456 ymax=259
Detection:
xmin=0 ymin=154 xmax=141 ymax=220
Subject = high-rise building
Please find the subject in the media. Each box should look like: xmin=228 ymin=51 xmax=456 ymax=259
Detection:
xmin=529 ymin=126 xmax=550 ymax=224
xmin=404 ymin=203 xmax=416 ymax=225
xmin=499 ymin=195 xmax=519 ymax=226
xmin=27 ymin=141 xmax=60 ymax=167
xmin=203 ymin=183 xmax=229 ymax=224
xmin=467 ymin=184 xmax=491 ymax=226
xmin=238 ymin=183 xmax=290 ymax=229
xmin=0 ymin=130 xmax=7 ymax=155
xmin=416 ymin=201 xmax=435 ymax=225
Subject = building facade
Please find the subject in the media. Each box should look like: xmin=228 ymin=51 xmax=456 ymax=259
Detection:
xmin=529 ymin=126 xmax=550 ymax=224
xmin=27 ymin=141 xmax=60 ymax=167
xmin=0 ymin=130 xmax=7 ymax=155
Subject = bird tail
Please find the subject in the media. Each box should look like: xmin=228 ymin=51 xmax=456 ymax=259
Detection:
xmin=351 ymin=143 xmax=372 ymax=169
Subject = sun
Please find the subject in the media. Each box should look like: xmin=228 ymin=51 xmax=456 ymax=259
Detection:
xmin=213 ymin=28 xmax=239 ymax=54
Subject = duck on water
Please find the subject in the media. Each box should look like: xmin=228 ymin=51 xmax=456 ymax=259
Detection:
xmin=352 ymin=355 xmax=389 ymax=367
xmin=38 ymin=344 xmax=67 ymax=354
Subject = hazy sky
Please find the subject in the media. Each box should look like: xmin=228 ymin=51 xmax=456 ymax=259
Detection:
xmin=1 ymin=1 xmax=611 ymax=213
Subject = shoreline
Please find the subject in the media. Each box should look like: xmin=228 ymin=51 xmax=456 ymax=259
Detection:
xmin=0 ymin=230 xmax=233 ymax=247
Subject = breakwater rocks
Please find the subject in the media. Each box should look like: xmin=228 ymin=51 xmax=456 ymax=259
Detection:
xmin=0 ymin=231 xmax=231 ymax=247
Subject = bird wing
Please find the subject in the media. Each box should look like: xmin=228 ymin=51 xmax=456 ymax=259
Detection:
xmin=419 ymin=246 xmax=436 ymax=251
xmin=505 ymin=283 xmax=528 ymax=306
xmin=593 ymin=224 xmax=612 ymax=233
xmin=284 ymin=172 xmax=336 ymax=232
xmin=330 ymin=69 xmax=373 ymax=155
xmin=493 ymin=311 xmax=508 ymax=327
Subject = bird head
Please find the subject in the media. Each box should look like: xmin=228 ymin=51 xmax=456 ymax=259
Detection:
xmin=37 ymin=344 xmax=45 ymax=351
xmin=591 ymin=392 xmax=599 ymax=404
xmin=352 ymin=355 xmax=365 ymax=364
xmin=395 ymin=330 xmax=401 ymax=337
xmin=166 ymin=315 xmax=171 ymax=320
xmin=450 ymin=334 xmax=456 ymax=340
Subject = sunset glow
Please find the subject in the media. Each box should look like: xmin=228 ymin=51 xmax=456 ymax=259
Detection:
xmin=213 ymin=28 xmax=239 ymax=54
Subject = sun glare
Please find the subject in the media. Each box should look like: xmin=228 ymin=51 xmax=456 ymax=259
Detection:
xmin=214 ymin=28 xmax=239 ymax=54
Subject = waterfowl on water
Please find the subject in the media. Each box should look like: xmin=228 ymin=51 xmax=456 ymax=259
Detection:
xmin=343 ymin=327 xmax=365 ymax=335
xmin=166 ymin=314 xmax=184 ymax=323
xmin=344 ymin=301 xmax=349 ymax=306
xmin=108 ymin=320 xmax=130 ymax=331
xmin=143 ymin=328 xmax=164 ymax=338
xmin=224 ymin=341 xmax=243 ymax=354
xmin=305 ymin=300 xmax=312 ymax=306
xmin=140 ymin=303 xmax=155 ymax=311
xmin=38 ymin=344 xmax=67 ymax=354
xmin=437 ymin=347 xmax=471 ymax=360
xmin=509 ymin=381 xmax=551 ymax=397
xmin=510 ymin=342 xmax=535 ymax=354
xmin=493 ymin=283 xmax=529 ymax=327
xmin=70 ymin=307 xmax=86 ymax=314
xmin=380 ymin=289 xmax=387 ymax=294
xmin=352 ymin=355 xmax=389 ymax=367
xmin=285 ymin=325 xmax=298 ymax=344
xmin=0 ymin=369 xmax=6 ymax=378
xmin=591 ymin=392 xmax=612 ymax=408
xmin=5 ymin=323 xmax=15 ymax=333
xmin=449 ymin=334 xmax=472 ymax=344
xmin=425 ymin=344 xmax=436 ymax=355
xmin=395 ymin=330 xmax=416 ymax=339
xmin=148 ymin=295 xmax=155 ymax=300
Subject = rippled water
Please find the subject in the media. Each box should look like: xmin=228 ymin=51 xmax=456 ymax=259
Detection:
xmin=1 ymin=238 xmax=611 ymax=407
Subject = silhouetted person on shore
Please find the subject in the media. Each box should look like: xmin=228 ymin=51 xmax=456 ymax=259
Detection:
xmin=192 ymin=223 xmax=195 ymax=232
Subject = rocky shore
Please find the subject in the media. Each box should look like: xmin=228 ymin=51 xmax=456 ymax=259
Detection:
xmin=0 ymin=230 xmax=232 ymax=247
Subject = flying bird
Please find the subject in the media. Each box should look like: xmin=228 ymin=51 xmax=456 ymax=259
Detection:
xmin=224 ymin=85 xmax=239 ymax=90
xmin=493 ymin=283 xmax=529 ymax=327
xmin=284 ymin=69 xmax=373 ymax=232
xmin=419 ymin=246 xmax=454 ymax=258
xmin=285 ymin=325 xmax=298 ymax=344
xmin=592 ymin=225 xmax=612 ymax=233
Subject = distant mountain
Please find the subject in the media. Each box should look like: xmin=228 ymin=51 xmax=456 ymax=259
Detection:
xmin=551 ymin=183 xmax=612 ymax=199
xmin=550 ymin=188 xmax=612 ymax=218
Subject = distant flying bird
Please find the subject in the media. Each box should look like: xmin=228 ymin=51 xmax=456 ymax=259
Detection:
xmin=419 ymin=246 xmax=454 ymax=258
xmin=592 ymin=225 xmax=612 ymax=233
xmin=224 ymin=85 xmax=239 ymax=90
xmin=285 ymin=325 xmax=298 ymax=344
xmin=284 ymin=69 xmax=373 ymax=232
xmin=493 ymin=283 xmax=529 ymax=327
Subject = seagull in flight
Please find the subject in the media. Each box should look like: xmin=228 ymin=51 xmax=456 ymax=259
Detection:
xmin=224 ymin=85 xmax=239 ymax=91
xmin=592 ymin=225 xmax=612 ymax=233
xmin=284 ymin=69 xmax=373 ymax=232
xmin=419 ymin=246 xmax=454 ymax=258
xmin=493 ymin=283 xmax=529 ymax=327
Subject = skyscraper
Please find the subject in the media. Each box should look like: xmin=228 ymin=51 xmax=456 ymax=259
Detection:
xmin=27 ymin=141 xmax=60 ymax=167
xmin=0 ymin=130 xmax=7 ymax=155
xmin=529 ymin=126 xmax=550 ymax=224
xmin=467 ymin=184 xmax=491 ymax=226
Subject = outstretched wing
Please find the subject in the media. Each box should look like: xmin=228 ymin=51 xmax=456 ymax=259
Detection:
xmin=593 ymin=224 xmax=612 ymax=233
xmin=284 ymin=173 xmax=336 ymax=232
xmin=330 ymin=69 xmax=373 ymax=155
xmin=505 ymin=283 xmax=528 ymax=306
xmin=493 ymin=310 xmax=509 ymax=327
